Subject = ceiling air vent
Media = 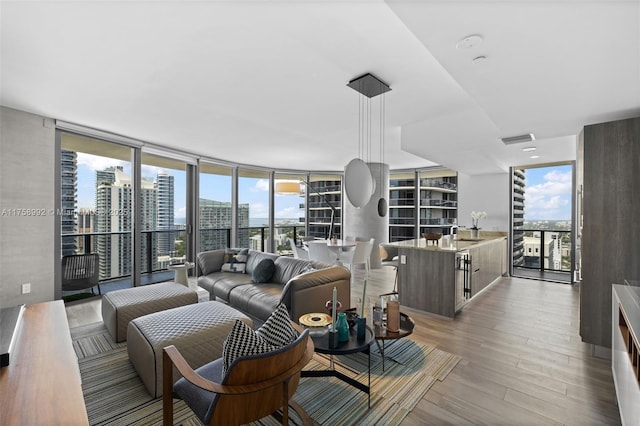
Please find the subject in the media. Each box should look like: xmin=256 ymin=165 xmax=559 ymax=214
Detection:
xmin=501 ymin=133 xmax=535 ymax=145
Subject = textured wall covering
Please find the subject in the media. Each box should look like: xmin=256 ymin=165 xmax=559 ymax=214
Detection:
xmin=0 ymin=107 xmax=56 ymax=308
xmin=581 ymin=116 xmax=640 ymax=348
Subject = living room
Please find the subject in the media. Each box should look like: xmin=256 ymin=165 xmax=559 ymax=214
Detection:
xmin=2 ymin=1 xmax=640 ymax=425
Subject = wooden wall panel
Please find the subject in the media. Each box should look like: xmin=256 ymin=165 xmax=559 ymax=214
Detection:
xmin=581 ymin=116 xmax=640 ymax=348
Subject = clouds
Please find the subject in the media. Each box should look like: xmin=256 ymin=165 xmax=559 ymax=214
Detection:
xmin=77 ymin=152 xmax=127 ymax=171
xmin=524 ymin=167 xmax=572 ymax=220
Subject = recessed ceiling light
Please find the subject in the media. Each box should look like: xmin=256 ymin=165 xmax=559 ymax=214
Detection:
xmin=522 ymin=147 xmax=537 ymax=152
xmin=456 ymin=34 xmax=483 ymax=49
xmin=530 ymin=155 xmax=540 ymax=159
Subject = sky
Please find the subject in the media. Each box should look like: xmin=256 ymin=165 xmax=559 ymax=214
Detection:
xmin=76 ymin=153 xmax=573 ymax=224
xmin=523 ymin=165 xmax=572 ymax=221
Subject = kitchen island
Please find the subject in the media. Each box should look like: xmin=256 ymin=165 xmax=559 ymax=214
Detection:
xmin=390 ymin=232 xmax=507 ymax=318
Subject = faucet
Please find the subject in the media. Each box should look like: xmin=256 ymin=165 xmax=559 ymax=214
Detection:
xmin=450 ymin=225 xmax=459 ymax=240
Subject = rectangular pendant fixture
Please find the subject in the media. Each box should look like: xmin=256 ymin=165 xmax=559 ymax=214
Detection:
xmin=347 ymin=73 xmax=391 ymax=98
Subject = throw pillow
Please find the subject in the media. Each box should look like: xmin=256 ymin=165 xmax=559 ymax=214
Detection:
xmin=252 ymin=258 xmax=276 ymax=283
xmin=256 ymin=303 xmax=297 ymax=347
xmin=222 ymin=319 xmax=276 ymax=375
xmin=221 ymin=248 xmax=249 ymax=273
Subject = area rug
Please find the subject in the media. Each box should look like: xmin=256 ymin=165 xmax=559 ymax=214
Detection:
xmin=71 ymin=322 xmax=460 ymax=425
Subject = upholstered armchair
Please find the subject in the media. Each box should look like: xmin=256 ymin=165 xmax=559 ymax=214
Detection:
xmin=162 ymin=327 xmax=314 ymax=426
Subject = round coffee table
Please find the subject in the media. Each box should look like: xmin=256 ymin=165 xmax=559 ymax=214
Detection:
xmin=374 ymin=312 xmax=415 ymax=371
xmin=301 ymin=325 xmax=374 ymax=407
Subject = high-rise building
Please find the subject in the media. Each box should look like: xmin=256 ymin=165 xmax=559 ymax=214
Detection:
xmin=512 ymin=169 xmax=526 ymax=267
xmin=61 ymin=150 xmax=78 ymax=256
xmin=388 ymin=169 xmax=458 ymax=242
xmin=304 ymin=178 xmax=342 ymax=240
xmin=200 ymin=199 xmax=249 ymax=250
xmin=77 ymin=208 xmax=95 ymax=253
xmin=156 ymin=172 xmax=175 ymax=260
xmin=95 ymin=167 xmax=157 ymax=279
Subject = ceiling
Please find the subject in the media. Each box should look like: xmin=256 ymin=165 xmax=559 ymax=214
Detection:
xmin=2 ymin=1 xmax=639 ymax=175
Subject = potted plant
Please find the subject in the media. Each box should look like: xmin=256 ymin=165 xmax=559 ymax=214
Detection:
xmin=470 ymin=211 xmax=487 ymax=239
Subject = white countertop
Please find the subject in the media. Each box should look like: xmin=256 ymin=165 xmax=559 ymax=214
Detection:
xmin=389 ymin=235 xmax=507 ymax=253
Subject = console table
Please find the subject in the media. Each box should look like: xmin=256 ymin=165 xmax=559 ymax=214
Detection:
xmin=612 ymin=283 xmax=640 ymax=425
xmin=0 ymin=300 xmax=89 ymax=425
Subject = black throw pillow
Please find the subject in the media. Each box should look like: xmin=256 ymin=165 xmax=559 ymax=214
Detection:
xmin=252 ymin=258 xmax=276 ymax=283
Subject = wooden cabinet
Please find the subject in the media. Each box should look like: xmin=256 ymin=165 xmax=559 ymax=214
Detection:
xmin=396 ymin=237 xmax=506 ymax=318
xmin=469 ymin=239 xmax=506 ymax=297
xmin=581 ymin=117 xmax=640 ymax=348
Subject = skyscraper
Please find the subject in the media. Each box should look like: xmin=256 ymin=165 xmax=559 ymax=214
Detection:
xmin=156 ymin=172 xmax=175 ymax=260
xmin=95 ymin=167 xmax=157 ymax=279
xmin=60 ymin=150 xmax=78 ymax=256
xmin=200 ymin=199 xmax=249 ymax=250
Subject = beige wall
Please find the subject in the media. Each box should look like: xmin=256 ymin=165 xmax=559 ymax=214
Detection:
xmin=0 ymin=106 xmax=56 ymax=308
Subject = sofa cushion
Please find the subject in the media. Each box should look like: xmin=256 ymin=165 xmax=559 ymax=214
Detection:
xmin=272 ymin=256 xmax=315 ymax=285
xmin=245 ymin=251 xmax=279 ymax=276
xmin=228 ymin=283 xmax=284 ymax=322
xmin=197 ymin=249 xmax=225 ymax=276
xmin=221 ymin=248 xmax=249 ymax=273
xmin=252 ymin=258 xmax=276 ymax=283
xmin=210 ymin=273 xmax=254 ymax=302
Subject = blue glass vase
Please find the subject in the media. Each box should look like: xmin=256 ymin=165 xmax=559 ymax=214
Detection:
xmin=336 ymin=312 xmax=350 ymax=342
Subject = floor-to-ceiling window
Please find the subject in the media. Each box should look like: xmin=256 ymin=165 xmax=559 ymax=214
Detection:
xmin=60 ymin=132 xmax=134 ymax=285
xmin=511 ymin=163 xmax=574 ymax=283
xmin=306 ymin=174 xmax=342 ymax=240
xmin=274 ymin=173 xmax=306 ymax=255
xmin=238 ymin=168 xmax=270 ymax=250
xmin=419 ymin=169 xmax=458 ymax=236
xmin=140 ymin=152 xmax=188 ymax=273
xmin=199 ymin=162 xmax=233 ymax=251
xmin=389 ymin=172 xmax=416 ymax=242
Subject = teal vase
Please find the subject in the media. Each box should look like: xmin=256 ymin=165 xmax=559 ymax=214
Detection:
xmin=336 ymin=312 xmax=350 ymax=342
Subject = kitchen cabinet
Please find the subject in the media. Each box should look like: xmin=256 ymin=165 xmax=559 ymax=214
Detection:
xmin=393 ymin=234 xmax=507 ymax=318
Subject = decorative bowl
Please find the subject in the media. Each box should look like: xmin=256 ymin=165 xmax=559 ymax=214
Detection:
xmin=423 ymin=233 xmax=442 ymax=241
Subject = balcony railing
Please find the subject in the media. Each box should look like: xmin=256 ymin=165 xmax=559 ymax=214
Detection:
xmin=419 ymin=179 xmax=457 ymax=191
xmin=389 ymin=198 xmax=415 ymax=206
xmin=62 ymin=225 xmax=307 ymax=284
xmin=420 ymin=199 xmax=457 ymax=208
xmin=420 ymin=218 xmax=457 ymax=226
xmin=512 ymin=229 xmax=572 ymax=274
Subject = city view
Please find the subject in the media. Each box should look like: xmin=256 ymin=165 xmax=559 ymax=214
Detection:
xmin=62 ymin=146 xmax=574 ymax=282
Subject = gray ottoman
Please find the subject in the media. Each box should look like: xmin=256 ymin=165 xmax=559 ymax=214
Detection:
xmin=127 ymin=301 xmax=252 ymax=397
xmin=102 ymin=282 xmax=197 ymax=343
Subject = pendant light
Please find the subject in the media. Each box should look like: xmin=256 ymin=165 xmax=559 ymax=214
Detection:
xmin=345 ymin=73 xmax=391 ymax=209
xmin=377 ymin=87 xmax=388 ymax=217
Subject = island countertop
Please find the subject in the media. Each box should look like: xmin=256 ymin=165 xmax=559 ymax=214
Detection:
xmin=389 ymin=231 xmax=507 ymax=252
xmin=392 ymin=231 xmax=508 ymax=318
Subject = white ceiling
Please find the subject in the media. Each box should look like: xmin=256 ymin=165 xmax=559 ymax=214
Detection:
xmin=2 ymin=0 xmax=639 ymax=175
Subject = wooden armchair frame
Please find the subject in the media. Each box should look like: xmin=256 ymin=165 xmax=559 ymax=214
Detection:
xmin=162 ymin=326 xmax=314 ymax=426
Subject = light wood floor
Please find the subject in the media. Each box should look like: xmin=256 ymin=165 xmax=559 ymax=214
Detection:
xmin=65 ymin=268 xmax=622 ymax=425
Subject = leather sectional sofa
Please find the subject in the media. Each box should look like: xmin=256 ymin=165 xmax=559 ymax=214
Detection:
xmin=197 ymin=249 xmax=351 ymax=324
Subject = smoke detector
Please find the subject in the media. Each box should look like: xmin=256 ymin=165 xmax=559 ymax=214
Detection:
xmin=501 ymin=133 xmax=536 ymax=145
xmin=456 ymin=34 xmax=483 ymax=49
